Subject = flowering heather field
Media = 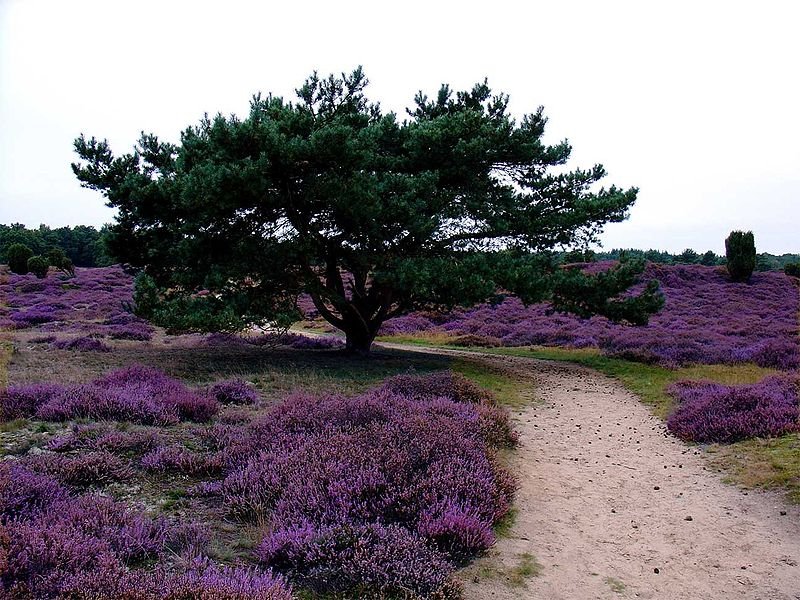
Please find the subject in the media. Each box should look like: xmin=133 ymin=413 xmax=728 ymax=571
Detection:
xmin=667 ymin=375 xmax=800 ymax=443
xmin=381 ymin=264 xmax=800 ymax=370
xmin=0 ymin=368 xmax=515 ymax=598
xmin=0 ymin=266 xmax=154 ymax=343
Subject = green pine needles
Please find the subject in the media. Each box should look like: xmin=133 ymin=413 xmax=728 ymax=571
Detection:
xmin=73 ymin=68 xmax=662 ymax=353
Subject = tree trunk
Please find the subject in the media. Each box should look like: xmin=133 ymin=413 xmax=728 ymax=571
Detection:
xmin=343 ymin=323 xmax=377 ymax=355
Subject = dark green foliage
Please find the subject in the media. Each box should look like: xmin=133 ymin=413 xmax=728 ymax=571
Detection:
xmin=45 ymin=247 xmax=75 ymax=275
xmin=675 ymin=248 xmax=700 ymax=264
xmin=551 ymin=258 xmax=664 ymax=325
xmin=27 ymin=255 xmax=50 ymax=279
xmin=755 ymin=252 xmax=800 ymax=272
xmin=562 ymin=249 xmax=596 ymax=263
xmin=7 ymin=243 xmax=34 ymax=274
xmin=700 ymin=250 xmax=720 ymax=266
xmin=784 ymin=263 xmax=800 ymax=278
xmin=0 ymin=223 xmax=112 ymax=268
xmin=73 ymin=68 xmax=660 ymax=352
xmin=725 ymin=231 xmax=756 ymax=282
xmin=132 ymin=273 xmax=297 ymax=334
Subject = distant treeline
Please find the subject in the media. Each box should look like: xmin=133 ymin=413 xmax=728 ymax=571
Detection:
xmin=1 ymin=223 xmax=798 ymax=272
xmin=562 ymin=248 xmax=800 ymax=272
xmin=0 ymin=224 xmax=113 ymax=268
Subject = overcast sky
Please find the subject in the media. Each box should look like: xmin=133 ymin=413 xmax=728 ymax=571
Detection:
xmin=1 ymin=0 xmax=798 ymax=254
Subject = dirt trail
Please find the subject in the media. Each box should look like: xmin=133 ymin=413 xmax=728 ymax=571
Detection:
xmin=383 ymin=345 xmax=800 ymax=600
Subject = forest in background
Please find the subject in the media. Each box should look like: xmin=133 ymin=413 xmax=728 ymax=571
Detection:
xmin=3 ymin=223 xmax=796 ymax=272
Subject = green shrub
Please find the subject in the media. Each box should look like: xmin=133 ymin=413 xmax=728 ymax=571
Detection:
xmin=725 ymin=231 xmax=756 ymax=282
xmin=27 ymin=256 xmax=50 ymax=279
xmin=784 ymin=263 xmax=800 ymax=278
xmin=7 ymin=243 xmax=34 ymax=274
xmin=46 ymin=248 xmax=75 ymax=275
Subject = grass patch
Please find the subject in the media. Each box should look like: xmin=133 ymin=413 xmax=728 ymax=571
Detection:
xmin=451 ymin=358 xmax=529 ymax=408
xmin=604 ymin=576 xmax=626 ymax=593
xmin=473 ymin=552 xmax=542 ymax=588
xmin=708 ymin=433 xmax=800 ymax=503
xmin=492 ymin=507 xmax=518 ymax=538
xmin=508 ymin=553 xmax=543 ymax=586
xmin=0 ymin=418 xmax=28 ymax=433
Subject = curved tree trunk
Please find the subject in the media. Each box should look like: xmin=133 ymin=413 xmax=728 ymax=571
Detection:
xmin=340 ymin=309 xmax=382 ymax=354
xmin=344 ymin=324 xmax=377 ymax=355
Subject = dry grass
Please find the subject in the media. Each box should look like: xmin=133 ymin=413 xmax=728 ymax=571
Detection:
xmin=707 ymin=434 xmax=800 ymax=503
xmin=6 ymin=335 xmax=451 ymax=402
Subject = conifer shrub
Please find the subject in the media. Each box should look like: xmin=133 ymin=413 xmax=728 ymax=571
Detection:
xmin=7 ymin=243 xmax=33 ymax=274
xmin=785 ymin=263 xmax=800 ymax=278
xmin=27 ymin=255 xmax=50 ymax=279
xmin=725 ymin=230 xmax=756 ymax=282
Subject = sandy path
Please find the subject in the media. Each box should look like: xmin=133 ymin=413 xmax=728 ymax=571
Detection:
xmin=382 ymin=345 xmax=800 ymax=599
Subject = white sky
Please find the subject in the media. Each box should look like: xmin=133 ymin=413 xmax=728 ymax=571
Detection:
xmin=1 ymin=0 xmax=798 ymax=254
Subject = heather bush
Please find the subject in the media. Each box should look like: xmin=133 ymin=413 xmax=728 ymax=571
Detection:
xmin=53 ymin=335 xmax=113 ymax=352
xmin=23 ymin=450 xmax=134 ymax=487
xmin=379 ymin=370 xmax=496 ymax=405
xmin=47 ymin=424 xmax=163 ymax=455
xmin=214 ymin=371 xmax=515 ymax=597
xmin=3 ymin=493 xmax=170 ymax=596
xmin=258 ymin=523 xmax=460 ymax=598
xmin=209 ymin=379 xmax=260 ymax=405
xmin=0 ymin=383 xmax=64 ymax=420
xmin=10 ymin=305 xmax=58 ymax=327
xmin=141 ymin=445 xmax=224 ymax=476
xmin=667 ymin=376 xmax=800 ymax=443
xmin=2 ymin=366 xmax=218 ymax=425
xmin=107 ymin=322 xmax=155 ymax=341
xmin=55 ymin=558 xmax=293 ymax=600
xmin=0 ymin=463 xmax=66 ymax=521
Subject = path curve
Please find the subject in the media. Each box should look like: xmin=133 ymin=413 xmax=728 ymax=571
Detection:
xmin=382 ymin=344 xmax=800 ymax=600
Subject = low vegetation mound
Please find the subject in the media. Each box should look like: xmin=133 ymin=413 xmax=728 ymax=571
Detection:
xmin=1 ymin=365 xmax=218 ymax=424
xmin=666 ymin=376 xmax=800 ymax=443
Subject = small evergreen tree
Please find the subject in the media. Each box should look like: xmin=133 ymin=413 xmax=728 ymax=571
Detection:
xmin=675 ymin=248 xmax=700 ymax=264
xmin=784 ymin=263 xmax=800 ymax=278
xmin=725 ymin=231 xmax=756 ymax=282
xmin=700 ymin=250 xmax=718 ymax=266
xmin=46 ymin=247 xmax=75 ymax=275
xmin=7 ymin=243 xmax=33 ymax=274
xmin=27 ymin=255 xmax=49 ymax=278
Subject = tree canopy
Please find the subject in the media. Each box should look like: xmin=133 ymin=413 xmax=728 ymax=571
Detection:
xmin=72 ymin=68 xmax=663 ymax=352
